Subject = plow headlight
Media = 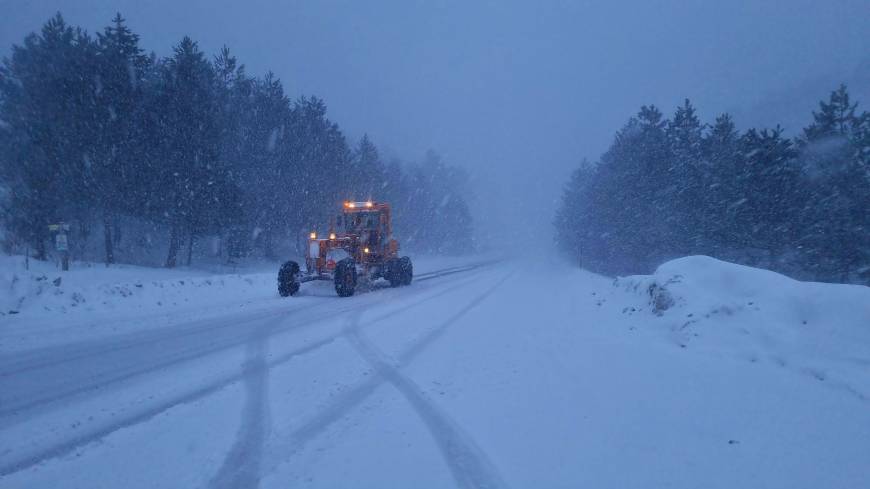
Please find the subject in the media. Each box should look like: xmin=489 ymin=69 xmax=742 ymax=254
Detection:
xmin=347 ymin=202 xmax=356 ymax=208
xmin=363 ymin=247 xmax=370 ymax=253
xmin=309 ymin=231 xmax=317 ymax=240
xmin=365 ymin=201 xmax=373 ymax=208
xmin=329 ymin=233 xmax=336 ymax=240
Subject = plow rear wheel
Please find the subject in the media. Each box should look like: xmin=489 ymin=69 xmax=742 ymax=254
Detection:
xmin=399 ymin=256 xmax=413 ymax=285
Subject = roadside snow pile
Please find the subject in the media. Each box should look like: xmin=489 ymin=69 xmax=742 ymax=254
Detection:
xmin=0 ymin=254 xmax=480 ymax=321
xmin=0 ymin=254 xmax=274 ymax=320
xmin=618 ymin=255 xmax=870 ymax=399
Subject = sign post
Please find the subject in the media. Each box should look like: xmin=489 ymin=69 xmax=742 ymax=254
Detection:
xmin=49 ymin=223 xmax=71 ymax=271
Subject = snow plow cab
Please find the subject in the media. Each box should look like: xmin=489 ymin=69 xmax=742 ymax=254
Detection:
xmin=278 ymin=201 xmax=413 ymax=297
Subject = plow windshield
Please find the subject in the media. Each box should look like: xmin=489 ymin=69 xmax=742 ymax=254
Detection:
xmin=341 ymin=211 xmax=381 ymax=233
xmin=338 ymin=210 xmax=385 ymax=248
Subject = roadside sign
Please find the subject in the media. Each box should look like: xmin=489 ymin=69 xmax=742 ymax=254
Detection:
xmin=48 ymin=222 xmax=71 ymax=270
xmin=55 ymin=234 xmax=69 ymax=251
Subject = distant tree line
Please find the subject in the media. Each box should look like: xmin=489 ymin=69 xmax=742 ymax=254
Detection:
xmin=555 ymin=86 xmax=870 ymax=284
xmin=0 ymin=14 xmax=473 ymax=267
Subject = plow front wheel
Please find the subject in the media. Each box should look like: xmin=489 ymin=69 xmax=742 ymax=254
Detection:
xmin=386 ymin=259 xmax=403 ymax=287
xmin=334 ymin=258 xmax=357 ymax=297
xmin=278 ymin=261 xmax=301 ymax=297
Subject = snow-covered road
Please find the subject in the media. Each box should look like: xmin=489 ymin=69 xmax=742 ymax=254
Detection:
xmin=1 ymin=258 xmax=869 ymax=488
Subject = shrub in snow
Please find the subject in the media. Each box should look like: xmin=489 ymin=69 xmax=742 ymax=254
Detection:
xmin=615 ymin=272 xmax=681 ymax=315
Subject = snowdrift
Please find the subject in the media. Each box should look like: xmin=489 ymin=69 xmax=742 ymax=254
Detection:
xmin=618 ymin=255 xmax=870 ymax=399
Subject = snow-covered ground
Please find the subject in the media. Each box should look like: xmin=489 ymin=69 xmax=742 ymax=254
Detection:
xmin=1 ymin=255 xmax=868 ymax=488
xmin=0 ymin=254 xmax=477 ymax=353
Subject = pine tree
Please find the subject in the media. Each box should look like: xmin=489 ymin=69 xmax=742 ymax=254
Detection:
xmin=733 ymin=127 xmax=800 ymax=266
xmin=91 ymin=13 xmax=151 ymax=264
xmin=703 ymin=113 xmax=742 ymax=256
xmin=153 ymin=36 xmax=224 ymax=267
xmin=0 ymin=14 xmax=98 ymax=259
xmin=555 ymin=159 xmax=597 ymax=267
xmin=855 ymin=108 xmax=870 ymax=283
xmin=797 ymin=85 xmax=869 ymax=281
xmin=351 ymin=134 xmax=386 ymax=199
xmin=666 ymin=99 xmax=705 ymax=254
xmin=803 ymin=84 xmax=857 ymax=141
xmin=283 ymin=96 xmax=351 ymax=254
xmin=614 ymin=105 xmax=672 ymax=272
xmin=247 ymin=72 xmax=291 ymax=259
xmin=212 ymin=46 xmax=252 ymax=261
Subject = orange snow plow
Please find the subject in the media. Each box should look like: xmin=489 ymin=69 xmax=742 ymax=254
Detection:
xmin=278 ymin=201 xmax=412 ymax=297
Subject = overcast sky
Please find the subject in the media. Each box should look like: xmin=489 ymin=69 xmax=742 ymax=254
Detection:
xmin=2 ymin=0 xmax=868 ymax=244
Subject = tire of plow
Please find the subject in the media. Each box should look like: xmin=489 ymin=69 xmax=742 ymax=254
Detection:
xmin=278 ymin=260 xmax=301 ymax=297
xmin=334 ymin=258 xmax=357 ymax=297
xmin=400 ymin=256 xmax=413 ymax=286
xmin=386 ymin=258 xmax=403 ymax=287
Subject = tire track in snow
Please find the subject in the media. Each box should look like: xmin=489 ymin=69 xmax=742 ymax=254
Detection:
xmin=0 ymin=302 xmax=323 ymax=377
xmin=260 ymin=271 xmax=514 ymax=486
xmin=206 ymin=270 xmax=496 ymax=489
xmin=345 ymin=318 xmax=510 ymax=489
xmin=0 ymin=303 xmax=335 ymax=422
xmin=209 ymin=329 xmax=271 ymax=489
xmin=0 ymin=260 xmax=499 ymax=377
xmin=0 ymin=262 xmax=498 ymax=423
xmin=0 ymin=337 xmax=333 ymax=478
xmin=0 ymin=266 xmax=494 ymax=477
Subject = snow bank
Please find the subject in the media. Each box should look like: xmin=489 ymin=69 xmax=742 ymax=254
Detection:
xmin=618 ymin=255 xmax=870 ymax=399
xmin=0 ymin=254 xmax=277 ymax=319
